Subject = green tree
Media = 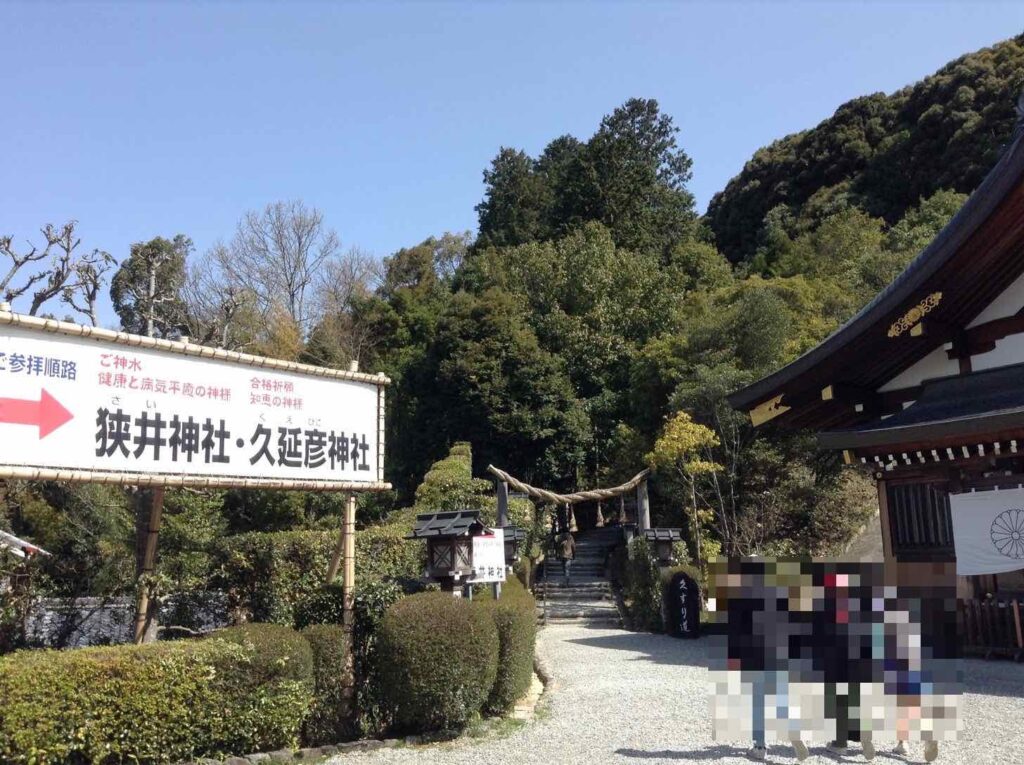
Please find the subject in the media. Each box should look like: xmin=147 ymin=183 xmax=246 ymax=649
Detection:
xmin=475 ymin=149 xmax=552 ymax=249
xmin=476 ymin=98 xmax=697 ymax=257
xmin=708 ymin=33 xmax=1024 ymax=263
xmin=419 ymin=288 xmax=591 ymax=487
xmin=647 ymin=411 xmax=722 ymax=569
xmin=110 ymin=235 xmax=191 ymax=337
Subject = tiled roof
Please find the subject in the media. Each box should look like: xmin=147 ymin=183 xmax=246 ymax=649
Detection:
xmin=408 ymin=510 xmax=485 ymax=539
xmin=642 ymin=528 xmax=683 ymax=542
xmin=500 ymin=525 xmax=527 ymax=543
xmin=819 ymin=361 xmax=1024 ymax=449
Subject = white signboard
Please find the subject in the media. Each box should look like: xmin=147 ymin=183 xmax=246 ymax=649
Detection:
xmin=0 ymin=316 xmax=386 ymax=489
xmin=950 ymin=487 xmax=1024 ymax=574
xmin=470 ymin=528 xmax=506 ymax=583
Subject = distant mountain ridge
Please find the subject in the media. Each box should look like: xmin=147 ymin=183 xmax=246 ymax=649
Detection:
xmin=707 ymin=33 xmax=1024 ymax=264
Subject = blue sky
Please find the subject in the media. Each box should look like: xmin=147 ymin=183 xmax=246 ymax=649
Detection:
xmin=3 ymin=2 xmax=1024 ymax=325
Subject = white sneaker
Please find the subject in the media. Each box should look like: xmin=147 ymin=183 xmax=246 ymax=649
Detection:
xmin=862 ymin=740 xmax=875 ymax=761
xmin=893 ymin=741 xmax=908 ymax=756
xmin=748 ymin=745 xmax=767 ymax=761
xmin=792 ymin=739 xmax=809 ymax=761
xmin=924 ymin=741 xmax=939 ymax=762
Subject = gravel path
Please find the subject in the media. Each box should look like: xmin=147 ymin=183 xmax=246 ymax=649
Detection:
xmin=329 ymin=625 xmax=1024 ymax=765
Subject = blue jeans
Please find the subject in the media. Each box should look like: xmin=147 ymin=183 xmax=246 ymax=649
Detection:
xmin=751 ymin=670 xmax=790 ymax=747
xmin=562 ymin=559 xmax=572 ymax=581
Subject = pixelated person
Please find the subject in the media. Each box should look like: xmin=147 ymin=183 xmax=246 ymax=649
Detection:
xmin=823 ymin=567 xmax=881 ymax=760
xmin=742 ymin=562 xmax=809 ymax=762
xmin=882 ymin=569 xmax=945 ymax=763
xmin=818 ymin=569 xmax=864 ymax=757
xmin=557 ymin=531 xmax=575 ymax=584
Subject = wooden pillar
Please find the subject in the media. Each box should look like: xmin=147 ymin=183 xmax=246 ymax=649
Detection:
xmin=496 ymin=480 xmax=509 ymax=527
xmin=636 ymin=479 xmax=650 ymax=531
xmin=341 ymin=493 xmax=357 ymax=714
xmin=133 ymin=487 xmax=164 ymax=644
xmin=877 ymin=479 xmax=894 ymax=562
xmin=325 ymin=493 xmax=357 ymax=715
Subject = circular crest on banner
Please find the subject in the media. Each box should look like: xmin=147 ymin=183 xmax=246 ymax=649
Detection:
xmin=991 ymin=508 xmax=1024 ymax=559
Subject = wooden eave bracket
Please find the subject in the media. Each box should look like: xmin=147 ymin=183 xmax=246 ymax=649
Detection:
xmin=749 ymin=394 xmax=790 ymax=427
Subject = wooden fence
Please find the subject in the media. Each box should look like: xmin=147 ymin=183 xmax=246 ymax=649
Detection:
xmin=958 ymin=597 xmax=1024 ymax=660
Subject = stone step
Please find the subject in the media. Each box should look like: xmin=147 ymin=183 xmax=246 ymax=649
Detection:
xmin=541 ymin=590 xmax=613 ymax=601
xmin=537 ymin=582 xmax=610 ymax=593
xmin=540 ymin=606 xmax=620 ymax=620
xmin=542 ymin=617 xmax=622 ymax=628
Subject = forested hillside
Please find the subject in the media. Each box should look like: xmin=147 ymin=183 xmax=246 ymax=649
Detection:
xmin=708 ymin=33 xmax=1024 ymax=264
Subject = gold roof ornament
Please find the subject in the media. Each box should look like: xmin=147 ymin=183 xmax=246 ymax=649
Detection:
xmin=888 ymin=292 xmax=942 ymax=338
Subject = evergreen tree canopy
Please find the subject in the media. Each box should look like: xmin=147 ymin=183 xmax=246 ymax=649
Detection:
xmin=708 ymin=33 xmax=1024 ymax=263
xmin=476 ymin=98 xmax=697 ymax=257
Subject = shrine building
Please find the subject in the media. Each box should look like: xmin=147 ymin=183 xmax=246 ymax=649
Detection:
xmin=728 ymin=102 xmax=1024 ymax=615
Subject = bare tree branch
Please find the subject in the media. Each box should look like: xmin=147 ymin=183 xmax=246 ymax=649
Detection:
xmin=221 ymin=200 xmax=341 ymax=332
xmin=1 ymin=222 xmax=83 ymax=315
xmin=63 ymin=250 xmax=116 ymax=326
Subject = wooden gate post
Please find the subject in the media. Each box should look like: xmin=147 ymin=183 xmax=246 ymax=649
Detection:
xmin=133 ymin=487 xmax=164 ymax=644
xmin=326 ymin=492 xmax=357 ymax=716
xmin=636 ymin=479 xmax=651 ymax=531
xmin=496 ymin=480 xmax=509 ymax=526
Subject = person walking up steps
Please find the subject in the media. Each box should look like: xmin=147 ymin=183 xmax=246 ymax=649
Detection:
xmin=558 ymin=531 xmax=576 ymax=584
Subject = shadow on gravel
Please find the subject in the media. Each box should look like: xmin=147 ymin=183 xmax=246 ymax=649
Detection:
xmin=615 ymin=745 xmax=747 ymax=760
xmin=961 ymin=657 xmax=1024 ymax=699
xmin=567 ymin=632 xmax=710 ymax=668
xmin=617 ymin=745 xmax=906 ymax=762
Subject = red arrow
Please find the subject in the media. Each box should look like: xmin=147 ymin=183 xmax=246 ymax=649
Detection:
xmin=0 ymin=389 xmax=74 ymax=438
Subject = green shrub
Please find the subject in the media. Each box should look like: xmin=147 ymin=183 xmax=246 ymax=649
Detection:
xmin=413 ymin=442 xmax=492 ymax=515
xmin=293 ymin=582 xmax=347 ymax=629
xmin=290 ymin=579 xmax=407 ymax=738
xmin=212 ymin=522 xmax=422 ymax=625
xmin=622 ymin=538 xmax=699 ymax=632
xmin=623 ymin=537 xmax=665 ymax=631
xmin=353 ymin=579 xmax=406 ymax=737
xmin=302 ymin=624 xmax=353 ymax=745
xmin=214 ymin=623 xmax=314 ymax=683
xmin=378 ymin=591 xmax=498 ymax=734
xmin=0 ymin=635 xmax=312 ymax=763
xmin=477 ymin=577 xmax=537 ymax=714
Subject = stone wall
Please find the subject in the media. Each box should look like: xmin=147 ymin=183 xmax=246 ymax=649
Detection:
xmin=25 ymin=591 xmax=229 ymax=648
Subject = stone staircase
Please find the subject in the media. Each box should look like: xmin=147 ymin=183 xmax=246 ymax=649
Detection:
xmin=536 ymin=526 xmax=623 ymax=627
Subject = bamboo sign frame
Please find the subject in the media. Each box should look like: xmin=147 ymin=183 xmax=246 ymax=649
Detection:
xmin=0 ymin=310 xmax=391 ymax=492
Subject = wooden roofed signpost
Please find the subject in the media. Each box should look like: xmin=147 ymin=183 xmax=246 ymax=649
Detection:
xmin=0 ymin=307 xmax=389 ymax=682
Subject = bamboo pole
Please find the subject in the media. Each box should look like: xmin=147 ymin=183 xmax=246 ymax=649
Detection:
xmin=133 ymin=487 xmax=164 ymax=644
xmin=0 ymin=466 xmax=390 ymax=492
xmin=326 ymin=523 xmax=345 ymax=584
xmin=342 ymin=493 xmax=357 ymax=713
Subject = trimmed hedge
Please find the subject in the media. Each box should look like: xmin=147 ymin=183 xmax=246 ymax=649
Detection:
xmin=478 ymin=577 xmax=537 ymax=714
xmin=301 ymin=624 xmax=353 ymax=745
xmin=214 ymin=623 xmax=314 ymax=683
xmin=213 ymin=521 xmax=422 ymax=625
xmin=377 ymin=592 xmax=499 ymax=734
xmin=413 ymin=442 xmax=492 ymax=516
xmin=291 ymin=579 xmax=407 ymax=738
xmin=0 ymin=630 xmax=312 ymax=763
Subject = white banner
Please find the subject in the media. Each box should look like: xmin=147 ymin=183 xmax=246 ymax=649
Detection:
xmin=0 ymin=318 xmax=385 ymax=487
xmin=950 ymin=488 xmax=1024 ymax=575
xmin=470 ymin=528 xmax=506 ymax=583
